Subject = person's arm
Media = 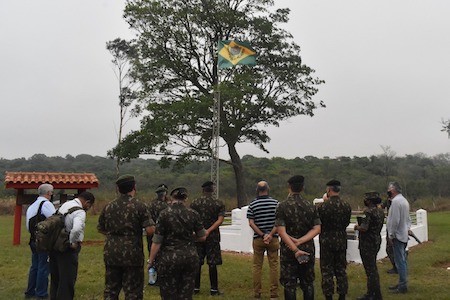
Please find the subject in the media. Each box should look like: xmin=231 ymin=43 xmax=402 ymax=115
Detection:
xmin=278 ymin=225 xmax=310 ymax=257
xmin=148 ymin=242 xmax=161 ymax=268
xmin=248 ymin=218 xmax=265 ymax=237
xmin=205 ymin=215 xmax=224 ymax=237
xmin=291 ymin=225 xmax=321 ymax=246
xmin=70 ymin=210 xmax=86 ymax=247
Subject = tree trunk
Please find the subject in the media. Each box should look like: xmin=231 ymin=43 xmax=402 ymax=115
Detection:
xmin=228 ymin=143 xmax=247 ymax=208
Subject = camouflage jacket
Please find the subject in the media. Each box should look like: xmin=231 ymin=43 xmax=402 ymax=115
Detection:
xmin=275 ymin=194 xmax=321 ymax=260
xmin=97 ymin=194 xmax=154 ymax=266
xmin=190 ymin=195 xmax=225 ymax=242
xmin=358 ymin=205 xmax=385 ymax=249
xmin=318 ymin=195 xmax=352 ymax=251
xmin=148 ymin=197 xmax=169 ymax=223
xmin=153 ymin=202 xmax=206 ymax=262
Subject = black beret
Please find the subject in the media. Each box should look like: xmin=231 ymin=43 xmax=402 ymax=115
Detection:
xmin=326 ymin=179 xmax=341 ymax=186
xmin=170 ymin=187 xmax=188 ymax=199
xmin=288 ymin=175 xmax=304 ymax=185
xmin=201 ymin=181 xmax=215 ymax=188
xmin=116 ymin=174 xmax=135 ymax=185
xmin=155 ymin=184 xmax=168 ymax=193
xmin=364 ymin=191 xmax=382 ymax=204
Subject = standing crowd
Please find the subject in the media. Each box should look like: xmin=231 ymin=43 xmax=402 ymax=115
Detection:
xmin=24 ymin=175 xmax=411 ymax=300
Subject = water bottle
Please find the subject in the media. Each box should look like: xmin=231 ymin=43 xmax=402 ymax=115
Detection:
xmin=148 ymin=267 xmax=157 ymax=285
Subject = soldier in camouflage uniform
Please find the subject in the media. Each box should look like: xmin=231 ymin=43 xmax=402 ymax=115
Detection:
xmin=97 ymin=175 xmax=155 ymax=300
xmin=147 ymin=184 xmax=169 ymax=255
xmin=354 ymin=191 xmax=385 ymax=300
xmin=148 ymin=187 xmax=206 ymax=300
xmin=275 ymin=175 xmax=321 ymax=300
xmin=190 ymin=181 xmax=226 ymax=296
xmin=317 ymin=180 xmax=352 ymax=300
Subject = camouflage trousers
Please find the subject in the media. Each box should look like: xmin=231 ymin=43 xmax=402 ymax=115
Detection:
xmin=104 ymin=265 xmax=144 ymax=300
xmin=280 ymin=257 xmax=315 ymax=292
xmin=319 ymin=248 xmax=348 ymax=296
xmin=360 ymin=244 xmax=382 ymax=298
xmin=158 ymin=253 xmax=199 ymax=300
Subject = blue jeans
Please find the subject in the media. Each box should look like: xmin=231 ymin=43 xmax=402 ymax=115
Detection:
xmin=392 ymin=239 xmax=408 ymax=291
xmin=25 ymin=241 xmax=49 ymax=298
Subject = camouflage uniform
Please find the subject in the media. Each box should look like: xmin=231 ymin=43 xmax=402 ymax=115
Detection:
xmin=317 ymin=195 xmax=352 ymax=297
xmin=97 ymin=194 xmax=154 ymax=300
xmin=275 ymin=194 xmax=321 ymax=296
xmin=190 ymin=195 xmax=225 ymax=292
xmin=153 ymin=202 xmax=206 ymax=299
xmin=146 ymin=196 xmax=169 ymax=253
xmin=358 ymin=206 xmax=385 ymax=299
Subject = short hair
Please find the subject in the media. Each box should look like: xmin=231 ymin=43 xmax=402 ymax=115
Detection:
xmin=78 ymin=191 xmax=95 ymax=203
xmin=202 ymin=181 xmax=214 ymax=193
xmin=117 ymin=181 xmax=135 ymax=194
xmin=170 ymin=187 xmax=188 ymax=200
xmin=389 ymin=181 xmax=402 ymax=193
xmin=38 ymin=184 xmax=53 ymax=196
xmin=256 ymin=181 xmax=269 ymax=192
xmin=288 ymin=175 xmax=304 ymax=193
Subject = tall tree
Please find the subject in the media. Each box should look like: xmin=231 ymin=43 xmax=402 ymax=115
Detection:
xmin=106 ymin=38 xmax=136 ymax=178
xmin=111 ymin=0 xmax=324 ymax=207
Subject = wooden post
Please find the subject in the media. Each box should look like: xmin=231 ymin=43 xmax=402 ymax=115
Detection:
xmin=13 ymin=203 xmax=22 ymax=245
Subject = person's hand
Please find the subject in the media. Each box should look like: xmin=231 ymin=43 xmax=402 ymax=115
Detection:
xmin=294 ymin=249 xmax=310 ymax=258
xmin=147 ymin=259 xmax=153 ymax=270
xmin=387 ymin=238 xmax=393 ymax=246
xmin=263 ymin=234 xmax=272 ymax=244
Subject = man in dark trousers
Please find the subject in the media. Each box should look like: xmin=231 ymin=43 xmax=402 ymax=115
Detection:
xmin=276 ymin=175 xmax=321 ymax=300
xmin=49 ymin=191 xmax=95 ymax=300
xmin=247 ymin=181 xmax=279 ymax=299
xmin=97 ymin=175 xmax=155 ymax=300
xmin=317 ymin=180 xmax=352 ymax=300
xmin=25 ymin=183 xmax=56 ymax=300
xmin=190 ymin=181 xmax=225 ymax=296
xmin=355 ymin=191 xmax=385 ymax=300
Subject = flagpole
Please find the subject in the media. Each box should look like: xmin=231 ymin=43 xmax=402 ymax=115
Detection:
xmin=211 ymin=53 xmax=221 ymax=199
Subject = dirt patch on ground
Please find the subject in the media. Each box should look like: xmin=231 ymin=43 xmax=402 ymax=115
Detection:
xmin=82 ymin=240 xmax=104 ymax=246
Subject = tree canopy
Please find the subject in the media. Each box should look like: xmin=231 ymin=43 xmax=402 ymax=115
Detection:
xmin=110 ymin=0 xmax=324 ymax=207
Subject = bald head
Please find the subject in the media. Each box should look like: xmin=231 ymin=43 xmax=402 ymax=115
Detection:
xmin=256 ymin=181 xmax=269 ymax=196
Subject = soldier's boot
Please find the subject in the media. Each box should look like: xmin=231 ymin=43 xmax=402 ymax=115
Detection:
xmin=338 ymin=294 xmax=346 ymax=300
xmin=325 ymin=295 xmax=333 ymax=300
xmin=303 ymin=285 xmax=314 ymax=300
xmin=284 ymin=288 xmax=296 ymax=300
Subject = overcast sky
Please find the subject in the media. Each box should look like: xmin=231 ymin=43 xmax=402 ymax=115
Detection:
xmin=1 ymin=1 xmax=449 ymax=160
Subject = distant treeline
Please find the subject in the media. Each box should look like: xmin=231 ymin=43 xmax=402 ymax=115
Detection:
xmin=2 ymin=153 xmax=450 ymax=210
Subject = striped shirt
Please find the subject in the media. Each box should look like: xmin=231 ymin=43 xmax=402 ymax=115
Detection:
xmin=247 ymin=195 xmax=279 ymax=239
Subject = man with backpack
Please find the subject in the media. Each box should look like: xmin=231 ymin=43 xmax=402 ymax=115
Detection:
xmin=49 ymin=191 xmax=95 ymax=300
xmin=25 ymin=183 xmax=56 ymax=300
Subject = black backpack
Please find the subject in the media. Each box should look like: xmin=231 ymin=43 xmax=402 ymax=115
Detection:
xmin=28 ymin=200 xmax=46 ymax=243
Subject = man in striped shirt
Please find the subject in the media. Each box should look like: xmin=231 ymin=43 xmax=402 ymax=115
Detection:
xmin=247 ymin=181 xmax=279 ymax=299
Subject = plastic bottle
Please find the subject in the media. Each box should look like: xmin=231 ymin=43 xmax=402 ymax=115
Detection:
xmin=148 ymin=267 xmax=157 ymax=285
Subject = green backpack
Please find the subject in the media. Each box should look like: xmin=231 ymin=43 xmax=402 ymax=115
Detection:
xmin=35 ymin=206 xmax=83 ymax=252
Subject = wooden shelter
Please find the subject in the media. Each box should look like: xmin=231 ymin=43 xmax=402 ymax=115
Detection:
xmin=4 ymin=171 xmax=99 ymax=245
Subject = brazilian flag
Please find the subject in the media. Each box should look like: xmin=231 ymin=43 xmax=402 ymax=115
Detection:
xmin=218 ymin=40 xmax=256 ymax=69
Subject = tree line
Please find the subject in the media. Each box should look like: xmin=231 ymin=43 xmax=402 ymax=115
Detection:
xmin=1 ymin=152 xmax=450 ymax=210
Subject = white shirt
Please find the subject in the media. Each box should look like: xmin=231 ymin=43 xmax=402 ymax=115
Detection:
xmin=26 ymin=196 xmax=56 ymax=231
xmin=386 ymin=193 xmax=411 ymax=243
xmin=58 ymin=198 xmax=87 ymax=244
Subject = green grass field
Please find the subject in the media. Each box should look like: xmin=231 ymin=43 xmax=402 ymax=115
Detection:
xmin=1 ymin=212 xmax=450 ymax=299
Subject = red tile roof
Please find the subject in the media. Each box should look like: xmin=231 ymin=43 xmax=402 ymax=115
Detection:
xmin=4 ymin=172 xmax=99 ymax=189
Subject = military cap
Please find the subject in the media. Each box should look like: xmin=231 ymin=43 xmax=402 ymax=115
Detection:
xmin=155 ymin=184 xmax=168 ymax=193
xmin=364 ymin=191 xmax=382 ymax=204
xmin=116 ymin=174 xmax=135 ymax=185
xmin=201 ymin=181 xmax=215 ymax=188
xmin=326 ymin=179 xmax=341 ymax=186
xmin=288 ymin=175 xmax=304 ymax=185
xmin=170 ymin=187 xmax=188 ymax=199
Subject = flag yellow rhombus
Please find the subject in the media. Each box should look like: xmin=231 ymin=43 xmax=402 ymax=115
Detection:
xmin=219 ymin=41 xmax=256 ymax=66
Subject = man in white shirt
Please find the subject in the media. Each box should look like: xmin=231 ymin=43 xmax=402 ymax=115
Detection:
xmin=386 ymin=182 xmax=411 ymax=294
xmin=25 ymin=183 xmax=56 ymax=300
xmin=49 ymin=191 xmax=95 ymax=300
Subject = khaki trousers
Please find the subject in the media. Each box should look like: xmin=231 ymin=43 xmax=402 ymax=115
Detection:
xmin=252 ymin=237 xmax=280 ymax=298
